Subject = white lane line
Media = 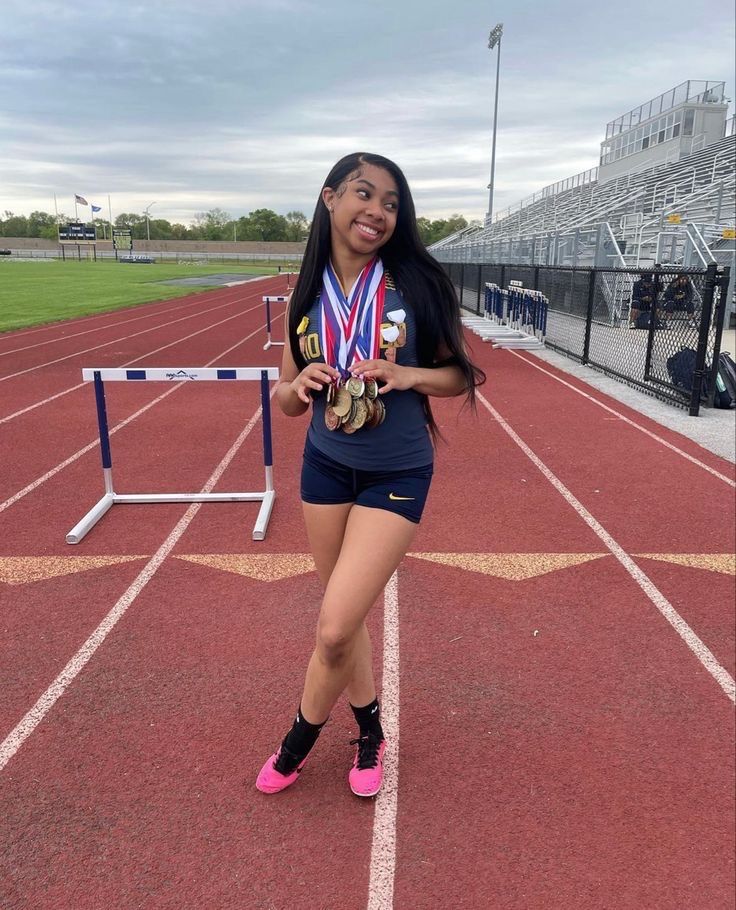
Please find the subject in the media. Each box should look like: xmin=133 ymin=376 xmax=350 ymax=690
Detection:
xmin=0 ymin=290 xmax=226 ymax=357
xmin=0 ymin=283 xmax=272 ymax=383
xmin=367 ymin=570 xmax=400 ymax=910
xmin=477 ymin=390 xmax=735 ymax=703
xmin=0 ymin=277 xmax=277 ymax=345
xmin=508 ymin=350 xmax=735 ymax=488
xmin=0 ymin=390 xmax=274 ymax=773
xmin=0 ymin=294 xmax=284 ymax=426
xmin=0 ymin=318 xmax=274 ymax=514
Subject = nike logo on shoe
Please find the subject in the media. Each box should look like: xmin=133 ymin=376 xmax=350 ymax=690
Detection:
xmin=388 ymin=493 xmax=415 ymax=501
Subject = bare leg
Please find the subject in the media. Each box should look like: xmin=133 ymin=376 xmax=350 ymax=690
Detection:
xmin=299 ymin=505 xmax=417 ymax=723
xmin=302 ymin=502 xmax=379 ymax=713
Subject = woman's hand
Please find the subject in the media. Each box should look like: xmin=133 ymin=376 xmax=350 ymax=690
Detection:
xmin=291 ymin=362 xmax=341 ymax=404
xmin=350 ymin=359 xmax=417 ymax=394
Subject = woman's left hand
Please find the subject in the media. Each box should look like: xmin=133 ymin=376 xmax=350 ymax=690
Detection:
xmin=350 ymin=359 xmax=416 ymax=394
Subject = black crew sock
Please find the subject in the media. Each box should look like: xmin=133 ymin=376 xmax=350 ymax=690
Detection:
xmin=283 ymin=705 xmax=326 ymax=759
xmin=350 ymin=698 xmax=384 ymax=740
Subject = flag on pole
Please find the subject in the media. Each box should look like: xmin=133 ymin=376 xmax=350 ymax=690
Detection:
xmin=91 ymin=204 xmax=102 ymax=213
xmin=75 ymin=194 xmax=88 ymax=205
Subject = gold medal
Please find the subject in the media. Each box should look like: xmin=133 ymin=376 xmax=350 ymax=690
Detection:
xmin=363 ymin=398 xmax=375 ymax=425
xmin=351 ymin=398 xmax=368 ymax=430
xmin=364 ymin=379 xmax=378 ymax=399
xmin=346 ymin=376 xmax=365 ymax=398
xmin=333 ymin=387 xmax=352 ymax=418
xmin=375 ymin=398 xmax=386 ymax=425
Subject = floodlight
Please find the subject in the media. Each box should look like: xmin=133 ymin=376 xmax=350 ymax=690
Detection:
xmin=488 ymin=23 xmax=503 ymax=49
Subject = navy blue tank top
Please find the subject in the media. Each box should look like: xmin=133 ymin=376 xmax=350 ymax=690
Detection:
xmin=299 ymin=278 xmax=433 ymax=471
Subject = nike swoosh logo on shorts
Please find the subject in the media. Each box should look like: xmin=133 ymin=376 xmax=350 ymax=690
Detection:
xmin=388 ymin=493 xmax=415 ymax=501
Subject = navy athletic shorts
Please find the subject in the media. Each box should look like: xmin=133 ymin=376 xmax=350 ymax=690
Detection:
xmin=300 ymin=436 xmax=433 ymax=524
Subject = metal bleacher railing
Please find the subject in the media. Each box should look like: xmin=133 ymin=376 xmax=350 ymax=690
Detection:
xmin=432 ymin=134 xmax=735 ymax=268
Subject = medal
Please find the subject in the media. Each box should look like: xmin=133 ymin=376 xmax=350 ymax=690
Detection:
xmin=324 ymin=405 xmax=341 ymax=431
xmin=332 ymin=387 xmax=352 ymax=418
xmin=346 ymin=376 xmax=365 ymax=397
xmin=317 ymin=257 xmax=388 ymax=434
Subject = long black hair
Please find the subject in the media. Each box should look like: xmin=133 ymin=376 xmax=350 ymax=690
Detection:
xmin=288 ymin=152 xmax=485 ymax=440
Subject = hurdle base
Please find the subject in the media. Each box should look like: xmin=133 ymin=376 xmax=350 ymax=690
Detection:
xmin=66 ymin=493 xmax=115 ymax=544
xmin=66 ymin=491 xmax=276 ymax=544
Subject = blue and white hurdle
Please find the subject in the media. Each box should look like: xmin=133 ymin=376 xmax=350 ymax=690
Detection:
xmin=66 ymin=366 xmax=280 ymax=545
xmin=262 ymin=296 xmax=287 ymax=351
xmin=461 ymin=282 xmax=548 ymax=349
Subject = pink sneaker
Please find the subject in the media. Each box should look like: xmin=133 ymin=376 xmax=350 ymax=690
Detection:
xmin=255 ymin=740 xmax=307 ymax=794
xmin=348 ymin=734 xmax=386 ymax=797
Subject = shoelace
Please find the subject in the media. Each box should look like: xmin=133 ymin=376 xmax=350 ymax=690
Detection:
xmin=273 ymin=740 xmax=304 ymax=775
xmin=350 ymin=734 xmax=382 ymax=770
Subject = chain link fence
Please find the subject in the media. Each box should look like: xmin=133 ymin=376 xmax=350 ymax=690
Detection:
xmin=442 ymin=261 xmax=730 ymax=416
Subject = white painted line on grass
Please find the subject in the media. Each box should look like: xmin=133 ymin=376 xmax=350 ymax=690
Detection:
xmin=0 ymin=275 xmax=279 ymax=346
xmin=0 ymin=390 xmax=275 ymax=772
xmin=477 ymin=390 xmax=735 ymax=703
xmin=0 ymin=291 xmax=224 ymax=357
xmin=0 ymin=318 xmax=276 ymax=513
xmin=509 ymin=350 xmax=735 ymax=488
xmin=0 ymin=293 xmax=284 ymax=426
xmin=367 ymin=570 xmax=400 ymax=910
xmin=0 ymin=286 xmax=267 ymax=383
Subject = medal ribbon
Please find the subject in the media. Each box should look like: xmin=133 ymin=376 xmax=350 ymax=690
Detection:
xmin=320 ymin=258 xmax=385 ymax=377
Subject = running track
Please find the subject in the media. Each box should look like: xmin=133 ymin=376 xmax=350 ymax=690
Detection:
xmin=1 ymin=276 xmax=734 ymax=909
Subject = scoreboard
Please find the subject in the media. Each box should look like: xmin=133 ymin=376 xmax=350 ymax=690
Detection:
xmin=112 ymin=229 xmax=133 ymax=251
xmin=59 ymin=222 xmax=96 ymax=242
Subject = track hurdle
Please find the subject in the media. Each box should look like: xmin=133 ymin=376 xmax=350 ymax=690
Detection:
xmin=462 ymin=283 xmax=548 ymax=349
xmin=66 ymin=366 xmax=280 ymax=545
xmin=262 ymin=296 xmax=287 ymax=351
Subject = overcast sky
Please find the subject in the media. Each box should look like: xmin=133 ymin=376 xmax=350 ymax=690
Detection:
xmin=1 ymin=0 xmax=733 ymax=226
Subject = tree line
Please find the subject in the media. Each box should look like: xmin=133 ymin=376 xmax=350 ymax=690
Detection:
xmin=0 ymin=208 xmax=471 ymax=246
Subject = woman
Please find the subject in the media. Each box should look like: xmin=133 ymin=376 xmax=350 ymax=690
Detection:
xmin=256 ymin=152 xmax=485 ymax=797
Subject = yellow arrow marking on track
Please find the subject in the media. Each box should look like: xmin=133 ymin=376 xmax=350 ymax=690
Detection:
xmin=635 ymin=554 xmax=736 ymax=575
xmin=0 ymin=556 xmax=148 ymax=585
xmin=2 ymin=553 xmax=733 ymax=586
xmin=409 ymin=552 xmax=609 ymax=581
xmin=176 ymin=553 xmax=316 ymax=582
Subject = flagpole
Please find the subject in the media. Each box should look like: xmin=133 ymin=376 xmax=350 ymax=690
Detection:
xmin=74 ymin=196 xmax=78 ymax=221
xmin=53 ymin=194 xmax=59 ymax=222
xmin=108 ymin=194 xmax=113 ymax=240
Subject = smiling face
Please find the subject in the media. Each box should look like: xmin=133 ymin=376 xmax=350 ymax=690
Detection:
xmin=322 ymin=163 xmax=399 ymax=262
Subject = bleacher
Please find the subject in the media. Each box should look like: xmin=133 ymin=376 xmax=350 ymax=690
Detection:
xmin=432 ymin=133 xmax=735 ymax=267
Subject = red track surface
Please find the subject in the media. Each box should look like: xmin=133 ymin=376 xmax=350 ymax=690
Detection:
xmin=1 ymin=277 xmax=734 ymax=909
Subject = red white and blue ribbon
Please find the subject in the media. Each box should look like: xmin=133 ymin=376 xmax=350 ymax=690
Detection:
xmin=320 ymin=258 xmax=385 ymax=377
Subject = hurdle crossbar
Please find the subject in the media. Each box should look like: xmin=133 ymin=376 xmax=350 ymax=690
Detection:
xmin=66 ymin=366 xmax=280 ymax=545
xmin=262 ymin=296 xmax=287 ymax=350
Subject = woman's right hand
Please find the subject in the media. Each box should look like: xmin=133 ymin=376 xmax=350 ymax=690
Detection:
xmin=291 ymin=363 xmax=341 ymax=404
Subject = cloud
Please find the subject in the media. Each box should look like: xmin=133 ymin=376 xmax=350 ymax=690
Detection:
xmin=0 ymin=0 xmax=733 ymax=223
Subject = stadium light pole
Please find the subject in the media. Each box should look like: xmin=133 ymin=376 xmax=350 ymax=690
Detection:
xmin=486 ymin=23 xmax=503 ymax=227
xmin=143 ymin=201 xmax=156 ymax=242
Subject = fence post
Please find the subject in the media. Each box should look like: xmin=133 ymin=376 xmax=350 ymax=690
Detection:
xmin=702 ymin=265 xmax=730 ymax=408
xmin=459 ymin=263 xmax=465 ymax=310
xmin=582 ymin=269 xmax=596 ymax=364
xmin=476 ymin=264 xmax=482 ymax=315
xmin=689 ymin=262 xmax=718 ymax=416
xmin=644 ymin=264 xmax=663 ymax=381
xmin=533 ymin=265 xmax=540 ymax=291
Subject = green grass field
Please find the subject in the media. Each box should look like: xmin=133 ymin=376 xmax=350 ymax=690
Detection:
xmin=0 ymin=260 xmax=289 ymax=333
